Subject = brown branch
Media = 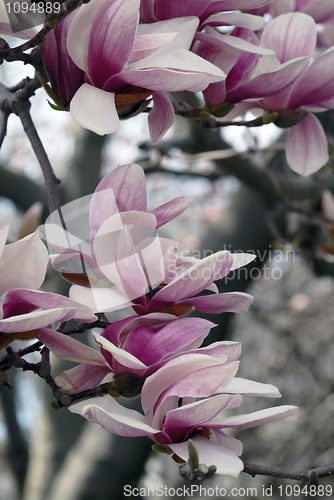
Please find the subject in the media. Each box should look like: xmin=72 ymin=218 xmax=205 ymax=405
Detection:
xmin=243 ymin=461 xmax=334 ymax=482
xmin=17 ymin=104 xmax=61 ymax=214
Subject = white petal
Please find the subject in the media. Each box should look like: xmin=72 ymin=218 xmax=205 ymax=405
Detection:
xmin=70 ymin=84 xmax=120 ymax=135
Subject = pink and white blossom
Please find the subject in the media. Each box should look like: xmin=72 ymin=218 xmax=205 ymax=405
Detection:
xmin=68 ymin=348 xmax=297 ymax=477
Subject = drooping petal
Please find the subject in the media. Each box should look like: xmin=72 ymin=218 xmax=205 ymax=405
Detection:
xmin=55 ymin=363 xmax=112 ymax=393
xmin=0 ymin=308 xmax=75 ymax=333
xmin=40 ymin=327 xmax=106 ymax=365
xmin=0 ymin=231 xmax=48 ymax=296
xmin=69 ymin=396 xmax=160 ymax=438
xmin=286 ymin=113 xmax=329 ymax=176
xmin=148 ymin=92 xmax=175 ymax=144
xmin=70 ymin=84 xmax=119 ymax=136
xmin=3 ymin=289 xmax=97 ymax=322
xmin=261 ymin=12 xmax=316 ymax=63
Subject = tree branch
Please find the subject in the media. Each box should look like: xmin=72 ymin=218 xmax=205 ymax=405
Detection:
xmin=243 ymin=461 xmax=334 ymax=482
xmin=17 ymin=103 xmax=61 ymax=214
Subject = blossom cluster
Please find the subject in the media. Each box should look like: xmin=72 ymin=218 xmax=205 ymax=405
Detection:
xmin=0 ymin=163 xmax=297 ymax=477
xmin=36 ymin=0 xmax=334 ymax=176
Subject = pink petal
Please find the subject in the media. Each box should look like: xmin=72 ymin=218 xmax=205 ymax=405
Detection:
xmin=94 ymin=332 xmax=148 ymax=372
xmin=261 ymin=12 xmax=316 ymax=63
xmin=86 ymin=0 xmax=140 ymax=87
xmin=147 ymin=251 xmax=234 ymax=310
xmin=0 ymin=308 xmax=75 ymax=333
xmin=69 ymin=396 xmax=159 ymax=437
xmin=117 ymin=49 xmax=226 ymax=92
xmin=40 ymin=327 xmax=106 ymax=365
xmin=3 ymin=289 xmax=97 ymax=322
xmin=302 ymin=0 xmax=334 ymax=22
xmin=123 ymin=317 xmax=214 ymax=366
xmin=286 ymin=113 xmax=329 ymax=176
xmin=90 ymin=163 xmax=147 ymax=240
xmin=164 ymin=394 xmax=242 ymax=442
xmin=70 ymin=84 xmax=119 ymax=136
xmin=288 ymin=46 xmax=334 ymax=109
xmin=212 ymin=405 xmax=298 ymax=430
xmin=151 ymin=195 xmax=193 ymax=228
xmin=200 ymin=0 xmax=274 ymax=21
xmin=226 ymin=57 xmax=310 ymax=103
xmin=55 ymin=363 xmax=112 ymax=393
xmin=179 ymin=291 xmax=254 ymax=314
xmin=0 ymin=225 xmax=9 ymax=260
xmin=148 ymin=92 xmax=175 ymax=144
xmin=155 ymin=0 xmax=211 ymax=19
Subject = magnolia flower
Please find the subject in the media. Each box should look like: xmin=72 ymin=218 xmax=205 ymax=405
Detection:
xmin=223 ymin=13 xmax=334 ymax=176
xmin=39 ymin=313 xmax=215 ymax=394
xmin=41 ymin=163 xmax=254 ymax=316
xmin=0 ymin=225 xmax=96 ymax=349
xmin=42 ymin=0 xmax=226 ymax=142
xmin=196 ymin=13 xmax=311 ymax=111
xmin=69 ymin=346 xmax=297 ymax=477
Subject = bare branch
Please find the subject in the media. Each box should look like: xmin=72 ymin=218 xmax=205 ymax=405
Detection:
xmin=243 ymin=461 xmax=334 ymax=482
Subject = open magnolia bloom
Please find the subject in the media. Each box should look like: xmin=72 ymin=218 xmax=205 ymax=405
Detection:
xmin=214 ymin=12 xmax=334 ymax=176
xmin=40 ymin=163 xmax=254 ymax=316
xmin=0 ymin=225 xmax=96 ymax=349
xmin=68 ymin=345 xmax=297 ymax=477
xmin=42 ymin=0 xmax=226 ymax=142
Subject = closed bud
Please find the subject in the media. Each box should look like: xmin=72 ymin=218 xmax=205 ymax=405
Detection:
xmin=273 ymin=109 xmax=308 ymax=128
xmin=211 ymin=101 xmax=235 ymax=118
